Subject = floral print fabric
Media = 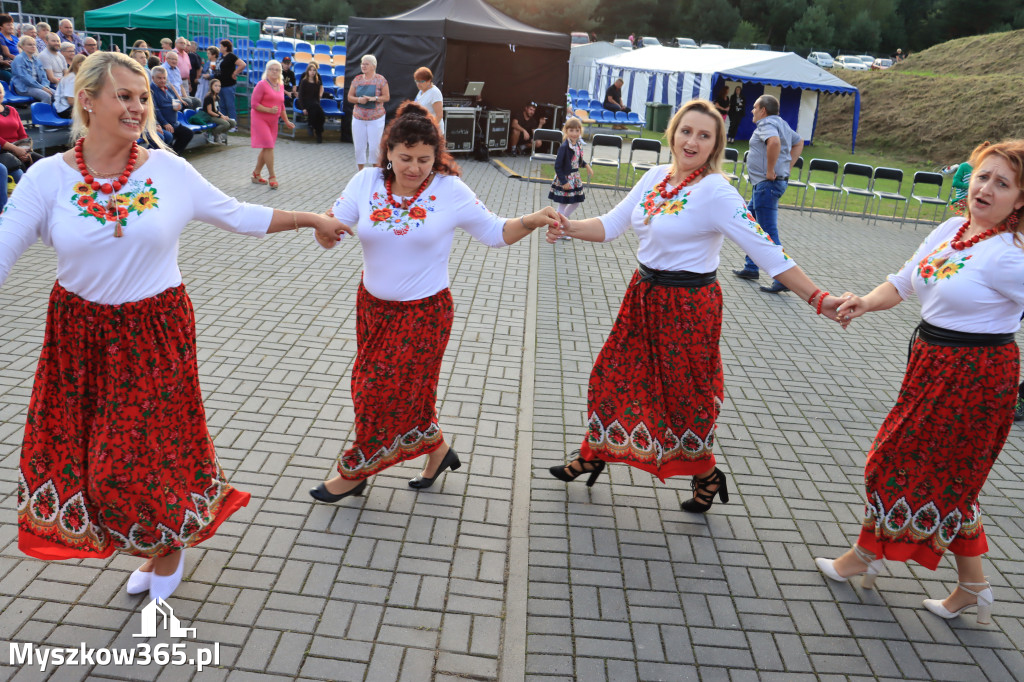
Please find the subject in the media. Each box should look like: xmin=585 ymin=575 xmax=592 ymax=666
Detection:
xmin=366 ymin=190 xmax=438 ymax=236
xmin=857 ymin=338 xmax=1017 ymax=569
xmin=71 ymin=177 xmax=159 ymax=229
xmin=336 ymin=281 xmax=453 ymax=479
xmin=580 ymin=272 xmax=724 ymax=481
xmin=18 ymin=283 xmax=250 ymax=560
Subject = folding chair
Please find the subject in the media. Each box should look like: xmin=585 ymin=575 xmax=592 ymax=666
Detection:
xmin=739 ymin=150 xmax=751 ymax=197
xmin=723 ymin=148 xmax=739 ymax=185
xmin=785 ymin=157 xmax=807 ymax=206
xmin=589 ymin=133 xmax=624 ymax=188
xmin=626 ymin=137 xmax=661 ymax=184
xmin=799 ymin=159 xmax=841 ymax=214
xmin=529 ymin=128 xmax=563 ymax=177
xmin=838 ymin=162 xmax=874 ymax=218
xmin=901 ymin=171 xmax=949 ymax=227
xmin=870 ymin=167 xmax=907 ymax=223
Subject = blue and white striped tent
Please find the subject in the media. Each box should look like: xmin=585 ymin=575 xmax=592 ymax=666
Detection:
xmin=594 ymin=46 xmax=861 ymax=149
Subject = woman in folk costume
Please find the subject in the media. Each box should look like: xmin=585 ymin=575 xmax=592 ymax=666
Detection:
xmin=310 ymin=101 xmax=559 ymax=502
xmin=0 ymin=52 xmax=348 ymax=602
xmin=817 ymin=140 xmax=1024 ymax=625
xmin=546 ymin=99 xmax=842 ymax=512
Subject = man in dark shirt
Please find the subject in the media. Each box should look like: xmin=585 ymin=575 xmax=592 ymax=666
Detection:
xmin=281 ymin=56 xmax=297 ymax=107
xmin=150 ymin=65 xmax=193 ymax=154
xmin=603 ymin=78 xmax=630 ymax=113
xmin=509 ymin=102 xmax=548 ymax=155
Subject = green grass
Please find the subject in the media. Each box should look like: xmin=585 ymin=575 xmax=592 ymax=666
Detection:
xmin=530 ymin=127 xmax=953 ymax=219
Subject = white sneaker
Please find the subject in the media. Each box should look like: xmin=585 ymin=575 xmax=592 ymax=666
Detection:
xmin=148 ymin=549 xmax=186 ymax=602
xmin=228 ymin=127 xmax=238 ymax=133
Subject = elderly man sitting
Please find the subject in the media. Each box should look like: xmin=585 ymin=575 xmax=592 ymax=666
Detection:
xmin=57 ymin=18 xmax=85 ymax=55
xmin=163 ymin=50 xmax=201 ymax=109
xmin=83 ymin=36 xmax=99 ymax=55
xmin=11 ymin=35 xmax=52 ymax=103
xmin=150 ymin=65 xmax=193 ymax=154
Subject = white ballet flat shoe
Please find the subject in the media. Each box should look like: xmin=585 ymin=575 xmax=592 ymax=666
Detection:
xmin=148 ymin=549 xmax=186 ymax=602
xmin=125 ymin=566 xmax=153 ymax=595
xmin=814 ymin=545 xmax=885 ymax=589
xmin=923 ymin=581 xmax=993 ymax=625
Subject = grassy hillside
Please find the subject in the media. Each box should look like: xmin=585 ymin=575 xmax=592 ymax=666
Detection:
xmin=814 ymin=29 xmax=1024 ymax=165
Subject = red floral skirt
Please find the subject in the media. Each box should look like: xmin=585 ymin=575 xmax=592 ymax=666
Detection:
xmin=858 ymin=338 xmax=1018 ymax=570
xmin=580 ymin=272 xmax=724 ymax=481
xmin=17 ymin=283 xmax=250 ymax=560
xmin=336 ymin=282 xmax=453 ymax=479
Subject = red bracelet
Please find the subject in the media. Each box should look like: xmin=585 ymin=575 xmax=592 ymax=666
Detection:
xmin=816 ymin=291 xmax=830 ymax=315
xmin=807 ymin=289 xmax=821 ymax=307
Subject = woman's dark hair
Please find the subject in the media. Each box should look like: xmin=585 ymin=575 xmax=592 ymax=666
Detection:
xmin=147 ymin=56 xmax=161 ymax=69
xmin=0 ymin=14 xmax=13 ymax=28
xmin=379 ymin=101 xmax=460 ymax=181
xmin=220 ymin=39 xmax=233 ymax=51
xmin=302 ymin=66 xmax=321 ymax=84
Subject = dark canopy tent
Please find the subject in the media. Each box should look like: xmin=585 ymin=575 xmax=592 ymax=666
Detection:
xmin=346 ymin=0 xmax=570 ymax=125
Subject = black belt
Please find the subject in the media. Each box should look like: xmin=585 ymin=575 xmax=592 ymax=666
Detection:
xmin=908 ymin=319 xmax=1015 ymax=363
xmin=637 ymin=263 xmax=717 ymax=288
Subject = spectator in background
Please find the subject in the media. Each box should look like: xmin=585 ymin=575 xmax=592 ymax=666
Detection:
xmin=158 ymin=37 xmax=172 ymax=61
xmin=194 ymin=78 xmax=233 ymax=144
xmin=34 ymin=23 xmax=48 ymax=53
xmin=39 ymin=33 xmax=66 ymax=85
xmin=727 ymin=85 xmax=745 ymax=143
xmin=217 ymin=39 xmax=245 ymax=130
xmin=20 ymin=24 xmax=35 ymax=44
xmin=296 ymin=65 xmax=324 ymax=143
xmin=0 ymin=82 xmax=40 ymax=211
xmin=347 ymin=53 xmax=389 ymax=171
xmin=150 ymin=65 xmax=193 ymax=154
xmin=195 ymin=45 xmax=218 ymax=104
xmin=11 ymin=35 xmax=52 ymax=103
xmin=603 ymin=77 xmax=630 ymax=130
xmin=147 ymin=56 xmax=161 ymax=71
xmin=413 ymin=66 xmax=444 ymax=135
xmin=249 ymin=60 xmax=294 ymax=188
xmin=280 ymin=55 xmax=297 ymax=106
xmin=53 ymin=53 xmax=84 ymax=118
xmin=83 ymin=36 xmax=99 ymax=55
xmin=173 ymin=37 xmax=191 ymax=93
xmin=57 ymin=19 xmax=84 ymax=55
xmin=0 ymin=14 xmax=21 ymax=83
xmin=131 ymin=49 xmax=150 ymax=73
xmin=186 ymin=41 xmax=201 ymax=95
xmin=509 ymin=102 xmax=547 ymax=155
xmin=163 ymin=50 xmax=200 ymax=109
xmin=60 ymin=42 xmax=76 ymax=71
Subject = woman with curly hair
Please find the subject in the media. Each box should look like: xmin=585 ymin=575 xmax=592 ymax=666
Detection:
xmin=818 ymin=139 xmax=1024 ymax=625
xmin=309 ymin=101 xmax=560 ymax=502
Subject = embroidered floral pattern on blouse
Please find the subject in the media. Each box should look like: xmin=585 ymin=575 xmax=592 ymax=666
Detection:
xmin=641 ymin=188 xmax=692 ymax=222
xmin=367 ymin=191 xmax=438 ymax=236
xmin=916 ymin=241 xmax=972 ymax=284
xmin=734 ymin=205 xmax=792 ymax=260
xmin=71 ymin=178 xmax=159 ymax=227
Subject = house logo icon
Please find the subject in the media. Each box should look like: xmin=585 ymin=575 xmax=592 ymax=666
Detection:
xmin=133 ymin=598 xmax=197 ymax=638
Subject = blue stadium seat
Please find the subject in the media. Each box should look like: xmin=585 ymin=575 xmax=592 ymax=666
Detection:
xmin=295 ymin=42 xmax=314 ymax=53
xmin=314 ymin=44 xmax=331 ymax=55
xmin=276 ymin=42 xmax=294 ymax=53
xmin=255 ymin=39 xmax=274 ymax=50
xmin=332 ymin=45 xmax=346 ymax=56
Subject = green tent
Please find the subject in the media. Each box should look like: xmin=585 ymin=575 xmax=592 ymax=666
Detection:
xmin=84 ymin=0 xmax=259 ymax=50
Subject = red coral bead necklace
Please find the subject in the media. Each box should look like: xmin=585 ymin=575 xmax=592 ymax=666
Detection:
xmin=644 ymin=165 xmax=706 ymax=224
xmin=950 ymin=212 xmax=1018 ymax=250
xmin=74 ymin=138 xmax=139 ymax=238
xmin=385 ymin=173 xmax=432 ymax=210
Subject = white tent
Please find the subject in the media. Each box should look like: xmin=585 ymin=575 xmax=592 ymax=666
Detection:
xmin=593 ymin=46 xmax=861 ymax=148
xmin=568 ymin=41 xmax=626 ymax=95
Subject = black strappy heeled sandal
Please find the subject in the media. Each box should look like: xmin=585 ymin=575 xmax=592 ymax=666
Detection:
xmin=680 ymin=467 xmax=730 ymax=513
xmin=549 ymin=451 xmax=606 ymax=487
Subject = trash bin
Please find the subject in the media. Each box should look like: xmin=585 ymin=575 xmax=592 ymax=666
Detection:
xmin=645 ymin=102 xmax=672 ymax=133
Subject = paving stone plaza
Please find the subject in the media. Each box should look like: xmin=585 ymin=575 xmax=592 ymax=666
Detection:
xmin=1 ymin=138 xmax=1023 ymax=681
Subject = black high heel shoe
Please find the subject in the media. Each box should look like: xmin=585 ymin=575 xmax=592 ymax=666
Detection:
xmin=309 ymin=478 xmax=367 ymax=503
xmin=409 ymin=446 xmax=461 ymax=489
xmin=680 ymin=467 xmax=729 ymax=513
xmin=549 ymin=451 xmax=606 ymax=487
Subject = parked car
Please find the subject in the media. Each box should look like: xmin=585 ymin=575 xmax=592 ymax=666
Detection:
xmin=871 ymin=58 xmax=893 ymax=70
xmin=329 ymin=24 xmax=348 ymax=40
xmin=807 ymin=51 xmax=834 ymax=68
xmin=640 ymin=36 xmax=660 ymax=47
xmin=675 ymin=37 xmax=698 ymax=48
xmin=301 ymin=24 xmax=318 ymax=40
xmin=856 ymin=55 xmax=875 ymax=65
xmin=612 ymin=38 xmax=633 ymax=50
xmin=750 ymin=43 xmax=772 ymax=51
xmin=835 ymin=55 xmax=869 ymax=70
xmin=701 ymin=43 xmax=724 ymax=49
xmin=262 ymin=16 xmax=292 ymax=36
xmin=570 ymin=32 xmax=589 ymax=45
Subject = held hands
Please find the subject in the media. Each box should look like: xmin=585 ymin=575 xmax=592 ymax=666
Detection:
xmin=546 ymin=213 xmax=571 ymax=243
xmin=835 ymin=293 xmax=868 ymax=329
xmin=312 ymin=212 xmax=352 ymax=249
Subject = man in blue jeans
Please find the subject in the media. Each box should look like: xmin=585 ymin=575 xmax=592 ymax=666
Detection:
xmin=733 ymin=94 xmax=803 ymax=293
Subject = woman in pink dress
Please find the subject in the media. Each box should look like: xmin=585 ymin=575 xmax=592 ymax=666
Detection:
xmin=250 ymin=60 xmax=294 ymax=189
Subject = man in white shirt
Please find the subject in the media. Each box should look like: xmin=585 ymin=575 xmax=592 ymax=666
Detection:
xmin=162 ymin=50 xmax=200 ymax=109
xmin=38 ymin=33 xmax=65 ymax=85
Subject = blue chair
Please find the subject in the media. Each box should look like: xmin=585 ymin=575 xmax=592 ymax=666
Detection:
xmin=293 ymin=62 xmax=308 ymax=75
xmin=274 ymin=50 xmax=290 ymax=62
xmin=194 ymin=36 xmax=211 ymax=49
xmin=255 ymin=39 xmax=274 ymax=51
xmin=578 ymin=90 xmax=590 ymax=100
xmin=318 ymin=65 xmax=333 ymax=78
xmin=322 ymin=85 xmax=338 ymax=99
xmin=30 ymin=102 xmax=71 ymax=153
xmin=568 ymin=88 xmax=578 ymax=98
xmin=236 ymin=38 xmax=253 ymax=48
xmin=295 ymin=42 xmax=314 ymax=53
xmin=626 ymin=111 xmax=643 ymax=127
xmin=332 ymin=45 xmax=346 ymax=56
xmin=4 ymin=83 xmax=33 ymax=106
xmin=588 ymin=108 xmax=605 ymax=125
xmin=589 ymin=99 xmax=602 ymax=109
xmin=180 ymin=110 xmax=213 ymax=134
xmin=277 ymin=42 xmax=294 ymax=53
xmin=314 ymin=44 xmax=331 ymax=55
xmin=614 ymin=110 xmax=629 ymax=124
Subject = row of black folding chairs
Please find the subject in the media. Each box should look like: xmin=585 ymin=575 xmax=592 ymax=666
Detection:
xmin=726 ymin=152 xmax=951 ymax=227
xmin=528 ymin=131 xmax=663 ymax=189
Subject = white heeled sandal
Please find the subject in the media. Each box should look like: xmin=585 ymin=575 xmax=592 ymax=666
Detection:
xmin=148 ymin=549 xmax=186 ymax=602
xmin=814 ymin=545 xmax=885 ymax=589
xmin=125 ymin=566 xmax=153 ymax=595
xmin=923 ymin=581 xmax=993 ymax=625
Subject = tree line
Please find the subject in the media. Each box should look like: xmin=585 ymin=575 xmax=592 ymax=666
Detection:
xmin=47 ymin=0 xmax=1024 ymax=56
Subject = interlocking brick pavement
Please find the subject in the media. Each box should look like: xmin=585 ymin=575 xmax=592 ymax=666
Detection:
xmin=0 ymin=136 xmax=1021 ymax=681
